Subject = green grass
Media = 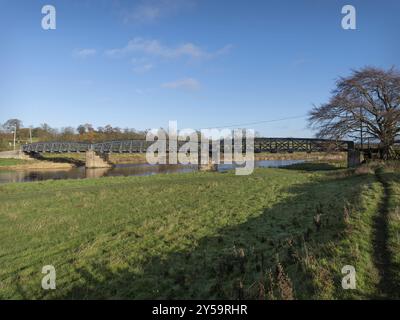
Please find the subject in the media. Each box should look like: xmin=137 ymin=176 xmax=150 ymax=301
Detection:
xmin=0 ymin=159 xmax=29 ymax=167
xmin=0 ymin=165 xmax=386 ymax=299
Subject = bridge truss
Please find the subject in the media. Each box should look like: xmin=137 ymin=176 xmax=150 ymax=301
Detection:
xmin=22 ymin=138 xmax=354 ymax=154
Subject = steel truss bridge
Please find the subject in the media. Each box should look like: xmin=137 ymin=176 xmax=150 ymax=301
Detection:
xmin=22 ymin=138 xmax=354 ymax=154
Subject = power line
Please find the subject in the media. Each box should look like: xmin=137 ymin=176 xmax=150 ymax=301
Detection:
xmin=199 ymin=114 xmax=308 ymax=130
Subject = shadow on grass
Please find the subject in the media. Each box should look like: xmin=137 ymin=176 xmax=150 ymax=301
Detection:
xmin=26 ymin=172 xmax=371 ymax=300
xmin=374 ymin=170 xmax=400 ymax=299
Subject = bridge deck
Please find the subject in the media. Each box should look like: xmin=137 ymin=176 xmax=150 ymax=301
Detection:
xmin=22 ymin=138 xmax=353 ymax=154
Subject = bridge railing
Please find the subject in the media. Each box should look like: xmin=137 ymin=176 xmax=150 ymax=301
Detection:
xmin=22 ymin=142 xmax=91 ymax=153
xmin=22 ymin=138 xmax=354 ymax=154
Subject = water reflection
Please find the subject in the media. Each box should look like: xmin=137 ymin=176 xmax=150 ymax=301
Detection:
xmin=0 ymin=160 xmax=305 ymax=184
xmin=85 ymin=168 xmax=111 ymax=179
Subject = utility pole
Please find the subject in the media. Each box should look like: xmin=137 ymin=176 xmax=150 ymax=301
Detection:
xmin=29 ymin=126 xmax=33 ymax=143
xmin=12 ymin=126 xmax=16 ymax=151
xmin=360 ymin=106 xmax=363 ymax=150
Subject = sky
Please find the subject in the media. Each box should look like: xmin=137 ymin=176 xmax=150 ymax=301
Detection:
xmin=0 ymin=0 xmax=399 ymax=137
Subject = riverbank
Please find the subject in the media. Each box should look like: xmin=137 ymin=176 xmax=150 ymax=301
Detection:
xmin=40 ymin=151 xmax=347 ymax=164
xmin=0 ymin=163 xmax=397 ymax=299
xmin=0 ymin=159 xmax=74 ymax=170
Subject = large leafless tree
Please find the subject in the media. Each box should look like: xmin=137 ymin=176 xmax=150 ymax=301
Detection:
xmin=308 ymin=67 xmax=400 ymax=159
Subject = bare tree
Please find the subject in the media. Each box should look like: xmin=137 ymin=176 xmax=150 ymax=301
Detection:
xmin=3 ymin=119 xmax=23 ymax=132
xmin=77 ymin=125 xmax=86 ymax=135
xmin=308 ymin=67 xmax=400 ymax=159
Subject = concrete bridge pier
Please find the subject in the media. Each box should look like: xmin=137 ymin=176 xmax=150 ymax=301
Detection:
xmin=198 ymin=161 xmax=218 ymax=172
xmin=197 ymin=152 xmax=218 ymax=172
xmin=85 ymin=150 xmax=113 ymax=169
xmin=347 ymin=150 xmax=361 ymax=168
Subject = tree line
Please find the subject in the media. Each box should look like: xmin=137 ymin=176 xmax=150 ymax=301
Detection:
xmin=0 ymin=121 xmax=147 ymax=151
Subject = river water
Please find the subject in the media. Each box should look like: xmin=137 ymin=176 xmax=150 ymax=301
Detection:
xmin=0 ymin=160 xmax=305 ymax=184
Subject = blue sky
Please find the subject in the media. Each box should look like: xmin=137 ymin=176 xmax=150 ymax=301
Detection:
xmin=0 ymin=0 xmax=399 ymax=137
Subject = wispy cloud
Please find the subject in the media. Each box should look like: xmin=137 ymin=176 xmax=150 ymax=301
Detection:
xmin=105 ymin=38 xmax=232 ymax=60
xmin=73 ymin=48 xmax=97 ymax=58
xmin=132 ymin=58 xmax=154 ymax=73
xmin=123 ymin=0 xmax=195 ymax=24
xmin=161 ymin=78 xmax=200 ymax=91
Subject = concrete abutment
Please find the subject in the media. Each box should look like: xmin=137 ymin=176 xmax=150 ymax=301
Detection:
xmin=85 ymin=150 xmax=113 ymax=169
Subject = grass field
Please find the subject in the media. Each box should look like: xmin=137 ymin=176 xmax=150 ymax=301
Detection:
xmin=0 ymin=163 xmax=398 ymax=299
xmin=0 ymin=159 xmax=30 ymax=167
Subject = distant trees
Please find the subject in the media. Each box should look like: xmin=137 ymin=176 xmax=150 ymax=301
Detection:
xmin=2 ymin=119 xmax=23 ymax=138
xmin=309 ymin=67 xmax=400 ymax=159
xmin=0 ymin=119 xmax=147 ymax=151
xmin=60 ymin=127 xmax=76 ymax=141
xmin=0 ymin=119 xmax=23 ymax=150
xmin=77 ymin=125 xmax=86 ymax=135
xmin=30 ymin=123 xmax=57 ymax=141
xmin=74 ymin=124 xmax=145 ymax=142
xmin=3 ymin=119 xmax=23 ymax=131
xmin=77 ymin=124 xmax=94 ymax=135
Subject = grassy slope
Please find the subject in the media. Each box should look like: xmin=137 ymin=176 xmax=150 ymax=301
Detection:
xmin=0 ymin=166 xmax=382 ymax=299
xmin=0 ymin=159 xmax=29 ymax=167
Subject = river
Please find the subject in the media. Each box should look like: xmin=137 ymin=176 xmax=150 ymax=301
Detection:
xmin=0 ymin=160 xmax=305 ymax=184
